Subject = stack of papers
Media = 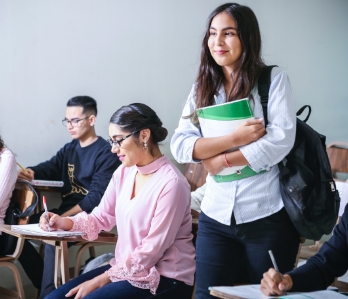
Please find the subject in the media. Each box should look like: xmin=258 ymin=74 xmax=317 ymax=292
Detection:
xmin=30 ymin=180 xmax=64 ymax=187
xmin=11 ymin=224 xmax=85 ymax=237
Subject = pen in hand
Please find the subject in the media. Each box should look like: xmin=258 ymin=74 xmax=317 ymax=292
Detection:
xmin=42 ymin=196 xmax=51 ymax=231
xmin=268 ymin=250 xmax=287 ymax=295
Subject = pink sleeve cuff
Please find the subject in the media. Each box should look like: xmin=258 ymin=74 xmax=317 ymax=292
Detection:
xmin=106 ymin=256 xmax=160 ymax=294
xmin=69 ymin=212 xmax=99 ymax=241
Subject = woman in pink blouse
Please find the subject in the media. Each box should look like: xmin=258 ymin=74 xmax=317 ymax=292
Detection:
xmin=40 ymin=103 xmax=196 ymax=299
xmin=0 ymin=135 xmax=17 ymax=253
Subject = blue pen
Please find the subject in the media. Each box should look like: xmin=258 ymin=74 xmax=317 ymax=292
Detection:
xmin=268 ymin=250 xmax=287 ymax=295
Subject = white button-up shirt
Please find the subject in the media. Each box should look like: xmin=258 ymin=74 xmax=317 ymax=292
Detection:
xmin=171 ymin=67 xmax=296 ymax=225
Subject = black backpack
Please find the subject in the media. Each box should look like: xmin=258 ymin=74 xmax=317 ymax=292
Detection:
xmin=258 ymin=65 xmax=340 ymax=240
xmin=0 ymin=181 xmax=38 ymax=255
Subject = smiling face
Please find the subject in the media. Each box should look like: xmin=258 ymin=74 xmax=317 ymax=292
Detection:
xmin=208 ymin=11 xmax=243 ymax=74
xmin=108 ymin=123 xmax=144 ymax=167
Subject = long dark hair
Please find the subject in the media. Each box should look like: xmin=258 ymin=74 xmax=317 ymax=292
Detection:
xmin=110 ymin=103 xmax=168 ymax=156
xmin=192 ymin=3 xmax=265 ymax=121
xmin=0 ymin=135 xmax=4 ymax=151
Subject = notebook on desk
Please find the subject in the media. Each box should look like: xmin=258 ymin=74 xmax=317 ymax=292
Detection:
xmin=209 ymin=285 xmax=346 ymax=299
xmin=30 ymin=180 xmax=64 ymax=187
xmin=11 ymin=223 xmax=85 ymax=237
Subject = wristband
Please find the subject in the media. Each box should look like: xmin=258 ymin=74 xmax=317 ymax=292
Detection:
xmin=224 ymin=153 xmax=232 ymax=168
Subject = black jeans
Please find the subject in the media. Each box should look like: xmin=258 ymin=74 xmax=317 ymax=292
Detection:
xmin=195 ymin=208 xmax=299 ymax=299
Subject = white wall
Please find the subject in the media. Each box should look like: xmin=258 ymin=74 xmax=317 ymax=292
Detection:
xmin=0 ymin=0 xmax=347 ymax=168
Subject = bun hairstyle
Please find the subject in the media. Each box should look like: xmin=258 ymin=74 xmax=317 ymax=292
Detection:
xmin=110 ymin=103 xmax=168 ymax=146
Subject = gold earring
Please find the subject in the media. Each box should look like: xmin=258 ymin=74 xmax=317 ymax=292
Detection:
xmin=143 ymin=140 xmax=148 ymax=154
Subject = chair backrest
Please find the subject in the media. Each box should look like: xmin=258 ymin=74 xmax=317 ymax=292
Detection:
xmin=0 ymin=179 xmax=38 ymax=299
xmin=12 ymin=179 xmax=38 ymax=225
xmin=184 ymin=163 xmax=207 ymax=250
xmin=184 ymin=163 xmax=208 ymax=191
xmin=327 ymin=142 xmax=348 ymax=181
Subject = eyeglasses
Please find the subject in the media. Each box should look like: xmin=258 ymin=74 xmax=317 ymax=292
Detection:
xmin=107 ymin=133 xmax=133 ymax=148
xmin=62 ymin=116 xmax=90 ymax=127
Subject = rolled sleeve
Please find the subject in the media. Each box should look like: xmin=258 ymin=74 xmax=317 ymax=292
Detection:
xmin=240 ymin=68 xmax=296 ymax=172
xmin=171 ymin=85 xmax=203 ymax=164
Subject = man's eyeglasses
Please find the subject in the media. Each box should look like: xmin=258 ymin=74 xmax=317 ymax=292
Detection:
xmin=107 ymin=133 xmax=133 ymax=148
xmin=62 ymin=116 xmax=90 ymax=127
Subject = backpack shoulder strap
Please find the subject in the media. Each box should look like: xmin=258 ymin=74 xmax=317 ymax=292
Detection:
xmin=258 ymin=65 xmax=277 ymax=126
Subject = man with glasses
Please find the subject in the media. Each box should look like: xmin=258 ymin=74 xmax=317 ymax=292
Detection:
xmin=17 ymin=95 xmax=121 ymax=298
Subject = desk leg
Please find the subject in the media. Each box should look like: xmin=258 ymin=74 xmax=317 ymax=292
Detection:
xmin=54 ymin=241 xmax=62 ymax=288
xmin=60 ymin=241 xmax=70 ymax=285
xmin=53 ymin=241 xmax=70 ymax=288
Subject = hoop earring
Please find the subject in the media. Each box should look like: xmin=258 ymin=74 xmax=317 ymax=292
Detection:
xmin=143 ymin=140 xmax=148 ymax=154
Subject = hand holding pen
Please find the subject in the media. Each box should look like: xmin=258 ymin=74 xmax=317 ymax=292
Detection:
xmin=260 ymin=250 xmax=293 ymax=296
xmin=42 ymin=196 xmax=52 ymax=231
xmin=16 ymin=162 xmax=35 ymax=180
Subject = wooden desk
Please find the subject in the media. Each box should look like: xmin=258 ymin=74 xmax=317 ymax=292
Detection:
xmin=0 ymin=224 xmax=117 ymax=287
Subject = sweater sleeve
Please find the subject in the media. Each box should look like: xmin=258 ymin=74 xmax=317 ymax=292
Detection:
xmin=170 ymin=85 xmax=202 ymax=164
xmin=287 ymin=204 xmax=348 ymax=292
xmin=29 ymin=146 xmax=65 ymax=180
xmin=77 ymin=147 xmax=121 ymax=212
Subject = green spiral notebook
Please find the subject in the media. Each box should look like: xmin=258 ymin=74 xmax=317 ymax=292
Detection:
xmin=197 ymin=98 xmax=264 ymax=183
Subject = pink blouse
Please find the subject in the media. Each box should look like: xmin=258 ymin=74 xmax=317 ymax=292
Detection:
xmin=70 ymin=155 xmax=195 ymax=294
xmin=0 ymin=148 xmax=17 ymax=227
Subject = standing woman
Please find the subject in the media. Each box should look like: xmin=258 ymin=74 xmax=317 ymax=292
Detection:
xmin=0 ymin=135 xmax=17 ymax=253
xmin=171 ymin=3 xmax=299 ymax=298
xmin=41 ymin=103 xmax=195 ymax=299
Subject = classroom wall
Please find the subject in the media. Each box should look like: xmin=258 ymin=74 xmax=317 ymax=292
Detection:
xmin=0 ymin=0 xmax=347 ymax=169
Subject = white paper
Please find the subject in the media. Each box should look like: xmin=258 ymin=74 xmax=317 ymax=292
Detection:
xmin=209 ymin=285 xmax=346 ymax=299
xmin=336 ymin=180 xmax=348 ymax=217
xmin=11 ymin=223 xmax=85 ymax=237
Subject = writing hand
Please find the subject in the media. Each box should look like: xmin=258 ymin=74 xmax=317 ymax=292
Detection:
xmin=39 ymin=212 xmax=57 ymax=231
xmin=17 ymin=168 xmax=35 ymax=181
xmin=39 ymin=212 xmax=74 ymax=231
xmin=260 ymin=268 xmax=293 ymax=296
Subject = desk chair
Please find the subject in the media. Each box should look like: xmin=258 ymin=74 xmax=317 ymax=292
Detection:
xmin=72 ymin=231 xmax=117 ymax=278
xmin=299 ymin=142 xmax=348 ymax=261
xmin=0 ymin=179 xmax=38 ymax=299
xmin=185 ymin=163 xmax=208 ymax=192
